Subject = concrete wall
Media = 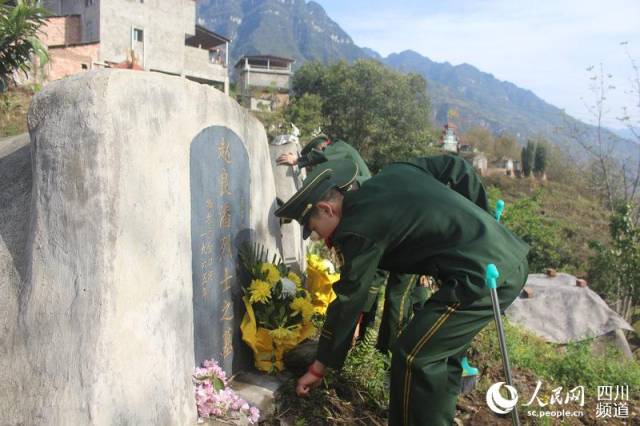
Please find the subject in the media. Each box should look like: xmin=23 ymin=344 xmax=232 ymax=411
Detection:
xmin=53 ymin=0 xmax=100 ymax=42
xmin=46 ymin=43 xmax=100 ymax=81
xmin=0 ymin=135 xmax=32 ymax=426
xmin=99 ymin=0 xmax=193 ymax=73
xmin=41 ymin=16 xmax=82 ymax=46
xmin=41 ymin=0 xmax=61 ymax=15
xmin=237 ymin=69 xmax=291 ymax=91
xmin=183 ymin=45 xmax=228 ymax=86
xmin=0 ymin=69 xmax=279 ymax=425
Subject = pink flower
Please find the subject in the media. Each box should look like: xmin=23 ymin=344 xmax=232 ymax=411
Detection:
xmin=249 ymin=406 xmax=260 ymax=424
xmin=194 ymin=359 xmax=260 ymax=422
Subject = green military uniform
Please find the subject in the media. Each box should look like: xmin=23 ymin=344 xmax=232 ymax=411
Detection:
xmin=297 ymin=135 xmax=406 ymax=348
xmin=276 ymin=156 xmax=529 ymax=426
xmin=374 ymin=155 xmax=494 ymax=353
xmin=298 ymin=135 xmax=372 ymax=184
xmin=299 ymin=139 xmax=418 ymax=351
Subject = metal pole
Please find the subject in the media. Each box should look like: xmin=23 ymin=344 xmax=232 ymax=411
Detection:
xmin=486 ymin=263 xmax=520 ymax=426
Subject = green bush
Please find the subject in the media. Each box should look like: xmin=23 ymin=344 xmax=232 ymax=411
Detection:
xmin=473 ymin=321 xmax=640 ymax=390
xmin=289 ymin=60 xmax=437 ymax=172
xmin=488 ymin=186 xmax=574 ymax=272
xmin=342 ymin=328 xmax=390 ymax=410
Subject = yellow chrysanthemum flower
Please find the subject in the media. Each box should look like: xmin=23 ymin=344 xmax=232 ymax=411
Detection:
xmin=269 ymin=327 xmax=297 ymax=342
xmin=290 ymin=297 xmax=307 ymax=312
xmin=249 ymin=279 xmax=272 ymax=304
xmin=260 ymin=263 xmax=280 ymax=285
xmin=287 ymin=271 xmax=302 ymax=288
xmin=291 ymin=297 xmax=315 ymax=321
xmin=300 ymin=300 xmax=315 ymax=321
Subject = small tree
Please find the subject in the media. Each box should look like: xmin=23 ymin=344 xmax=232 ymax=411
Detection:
xmin=494 ymin=133 xmax=519 ymax=160
xmin=533 ymin=142 xmax=547 ymax=176
xmin=521 ymin=140 xmax=536 ymax=177
xmin=284 ymin=93 xmax=324 ymax=139
xmin=589 ymin=203 xmax=640 ymax=323
xmin=0 ymin=0 xmax=49 ymax=91
xmin=461 ymin=126 xmax=494 ymax=154
xmin=290 ymin=59 xmax=434 ymax=171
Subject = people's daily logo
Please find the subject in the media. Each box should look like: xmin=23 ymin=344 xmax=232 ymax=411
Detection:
xmin=486 ymin=382 xmax=519 ymax=414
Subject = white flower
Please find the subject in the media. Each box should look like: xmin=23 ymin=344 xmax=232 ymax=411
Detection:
xmin=322 ymin=259 xmax=336 ymax=274
xmin=280 ymin=278 xmax=297 ymax=297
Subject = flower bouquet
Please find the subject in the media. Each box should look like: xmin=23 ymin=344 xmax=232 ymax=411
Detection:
xmin=239 ymin=243 xmax=316 ymax=372
xmin=306 ymin=252 xmax=340 ymax=315
xmin=193 ymin=359 xmax=260 ymax=424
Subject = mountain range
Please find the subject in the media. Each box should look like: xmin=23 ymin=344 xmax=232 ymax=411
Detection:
xmin=197 ymin=0 xmax=637 ymax=158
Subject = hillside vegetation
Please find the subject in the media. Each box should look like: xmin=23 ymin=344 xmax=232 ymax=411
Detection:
xmin=485 ymin=176 xmax=609 ymax=276
xmin=0 ymin=86 xmax=34 ymax=138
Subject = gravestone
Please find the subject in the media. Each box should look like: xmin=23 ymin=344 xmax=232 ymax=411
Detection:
xmin=269 ymin=141 xmax=307 ymax=274
xmin=190 ymin=126 xmax=250 ymax=373
xmin=0 ymin=69 xmax=280 ymax=425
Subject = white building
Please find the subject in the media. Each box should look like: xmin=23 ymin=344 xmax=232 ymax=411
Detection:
xmin=440 ymin=123 xmax=460 ymax=153
xmin=40 ymin=0 xmax=230 ymax=94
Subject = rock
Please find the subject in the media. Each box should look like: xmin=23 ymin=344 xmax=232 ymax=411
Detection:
xmin=544 ymin=268 xmax=557 ymax=277
xmin=519 ymin=287 xmax=534 ymax=298
xmin=576 ymin=278 xmax=588 ymax=288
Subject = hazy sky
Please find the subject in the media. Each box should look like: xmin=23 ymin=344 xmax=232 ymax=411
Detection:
xmin=314 ymin=0 xmax=640 ymax=129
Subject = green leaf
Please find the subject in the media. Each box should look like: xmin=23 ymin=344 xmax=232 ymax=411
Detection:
xmin=212 ymin=377 xmax=224 ymax=391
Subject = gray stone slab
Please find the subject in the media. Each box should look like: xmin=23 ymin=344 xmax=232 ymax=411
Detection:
xmin=269 ymin=142 xmax=307 ymax=275
xmin=506 ymin=273 xmax=633 ymax=343
xmin=1 ymin=69 xmax=280 ymax=425
xmin=231 ymin=371 xmax=293 ymax=419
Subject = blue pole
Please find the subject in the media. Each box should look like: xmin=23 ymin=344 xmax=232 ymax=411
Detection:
xmin=495 ymin=199 xmax=505 ymax=222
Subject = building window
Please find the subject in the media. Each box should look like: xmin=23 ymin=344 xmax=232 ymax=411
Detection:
xmin=133 ymin=28 xmax=144 ymax=42
xmin=81 ymin=64 xmax=88 ymax=70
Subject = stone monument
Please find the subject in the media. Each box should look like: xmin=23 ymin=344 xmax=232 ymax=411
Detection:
xmin=269 ymin=140 xmax=307 ymax=274
xmin=0 ymin=69 xmax=279 ymax=425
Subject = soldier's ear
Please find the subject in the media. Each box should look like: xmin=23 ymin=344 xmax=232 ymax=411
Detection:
xmin=315 ymin=201 xmax=333 ymax=217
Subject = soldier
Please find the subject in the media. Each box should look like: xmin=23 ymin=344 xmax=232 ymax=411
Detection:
xmin=275 ymin=156 xmax=528 ymax=426
xmin=277 ymin=134 xmax=388 ymax=344
xmin=276 ymin=134 xmax=371 ymax=184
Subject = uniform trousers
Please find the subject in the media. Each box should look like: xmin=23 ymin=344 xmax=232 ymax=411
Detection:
xmin=388 ymin=260 xmax=528 ymax=426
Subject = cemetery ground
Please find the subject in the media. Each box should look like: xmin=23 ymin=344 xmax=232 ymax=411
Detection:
xmin=259 ymin=176 xmax=640 ymax=425
xmin=2 ymin=78 xmax=639 ymax=424
xmin=260 ymin=314 xmax=640 ymax=425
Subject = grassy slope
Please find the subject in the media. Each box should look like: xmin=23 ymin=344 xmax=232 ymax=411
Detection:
xmin=484 ymin=175 xmax=609 ymax=276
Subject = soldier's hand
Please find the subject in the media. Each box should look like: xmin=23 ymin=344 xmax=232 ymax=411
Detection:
xmin=296 ymin=361 xmax=325 ymax=397
xmin=276 ymin=152 xmax=298 ymax=166
xmin=296 ymin=372 xmax=322 ymax=396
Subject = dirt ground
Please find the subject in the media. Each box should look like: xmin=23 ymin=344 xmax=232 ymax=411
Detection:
xmin=265 ymin=362 xmax=639 ymax=425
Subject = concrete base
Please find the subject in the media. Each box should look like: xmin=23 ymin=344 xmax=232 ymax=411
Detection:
xmin=231 ymin=371 xmax=293 ymax=420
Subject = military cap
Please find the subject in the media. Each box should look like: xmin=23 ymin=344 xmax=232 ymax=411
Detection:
xmin=300 ymin=134 xmax=330 ymax=157
xmin=306 ymin=159 xmax=359 ymax=192
xmin=275 ymin=159 xmax=359 ymax=239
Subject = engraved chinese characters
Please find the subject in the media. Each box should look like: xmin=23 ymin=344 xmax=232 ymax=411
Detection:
xmin=191 ymin=126 xmax=250 ymax=373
